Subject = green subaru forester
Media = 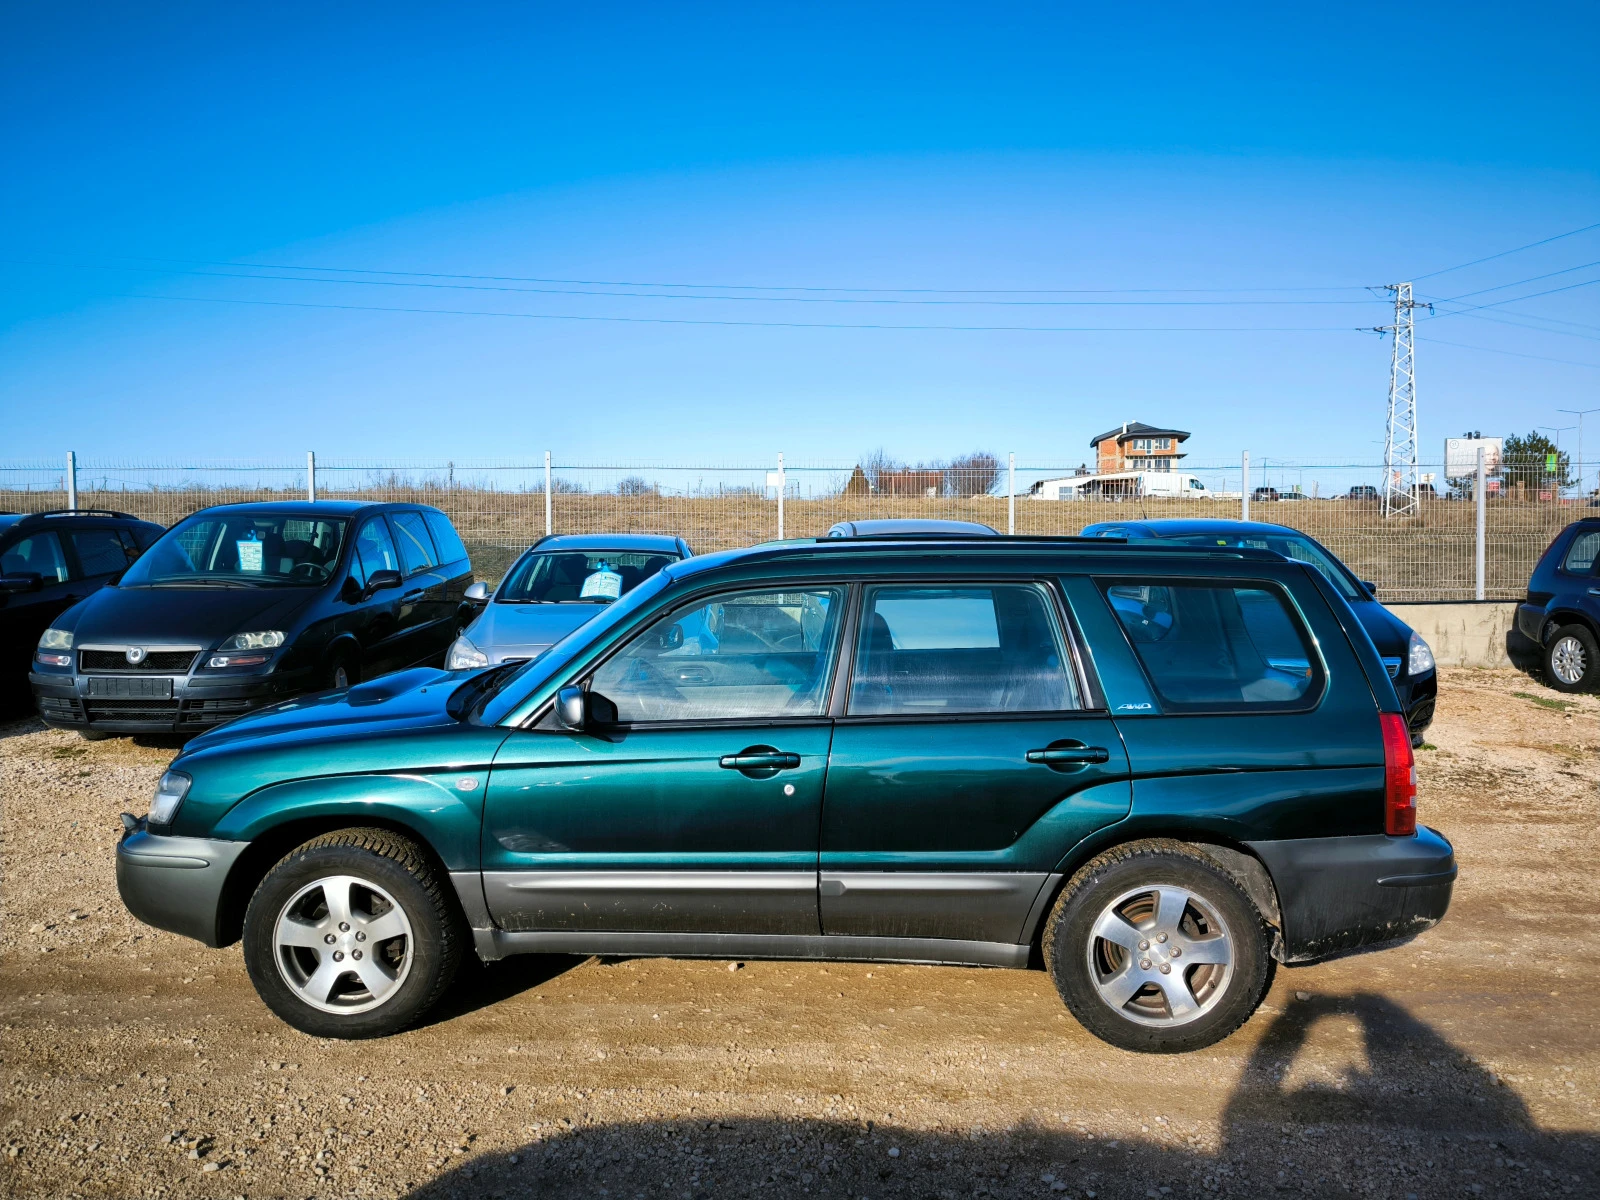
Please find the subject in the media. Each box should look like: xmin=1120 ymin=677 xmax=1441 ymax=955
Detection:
xmin=116 ymin=535 xmax=1455 ymax=1053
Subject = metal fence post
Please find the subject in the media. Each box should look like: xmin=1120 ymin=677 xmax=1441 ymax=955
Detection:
xmin=776 ymin=452 xmax=785 ymax=539
xmin=1475 ymin=445 xmax=1486 ymax=601
xmin=306 ymin=451 xmax=316 ymax=503
xmin=1241 ymin=451 xmax=1251 ymax=521
xmin=544 ymin=451 xmax=553 ymax=536
xmin=66 ymin=450 xmax=77 ymax=511
xmin=1008 ymin=453 xmax=1015 ymax=534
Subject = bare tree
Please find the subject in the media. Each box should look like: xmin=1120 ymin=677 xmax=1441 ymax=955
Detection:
xmin=944 ymin=451 xmax=1000 ymax=496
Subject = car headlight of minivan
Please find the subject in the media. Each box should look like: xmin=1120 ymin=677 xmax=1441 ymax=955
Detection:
xmin=218 ymin=630 xmax=285 ymax=651
xmin=1408 ymin=630 xmax=1435 ymax=675
xmin=446 ymin=635 xmax=489 ymax=671
xmin=35 ymin=626 xmax=73 ymax=667
xmin=149 ymin=770 xmax=191 ymax=826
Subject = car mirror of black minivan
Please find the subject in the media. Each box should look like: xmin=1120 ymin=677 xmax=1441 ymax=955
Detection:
xmin=1362 ymin=580 xmax=1379 ymax=598
xmin=365 ymin=569 xmax=402 ymax=595
xmin=0 ymin=572 xmax=42 ymax=594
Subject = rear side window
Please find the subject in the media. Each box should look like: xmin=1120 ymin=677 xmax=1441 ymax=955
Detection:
xmin=1103 ymin=581 xmax=1322 ymax=713
xmin=1562 ymin=530 xmax=1600 ymax=574
xmin=849 ymin=583 xmax=1081 ymax=716
xmin=0 ymin=532 xmax=69 ymax=584
xmin=389 ymin=512 xmax=438 ymax=576
xmin=423 ymin=512 xmax=469 ymax=566
xmin=70 ymin=528 xmax=131 ymax=577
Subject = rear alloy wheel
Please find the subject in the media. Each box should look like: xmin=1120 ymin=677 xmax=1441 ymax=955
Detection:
xmin=1044 ymin=840 xmax=1274 ymax=1053
xmin=242 ymin=829 xmax=464 ymax=1038
xmin=1544 ymin=624 xmax=1599 ymax=693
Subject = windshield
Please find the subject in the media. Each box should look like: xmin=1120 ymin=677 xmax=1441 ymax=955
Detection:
xmin=121 ymin=512 xmax=348 ymax=588
xmin=497 ymin=549 xmax=678 ymax=604
xmin=472 ymin=569 xmax=675 ymax=725
xmin=1159 ymin=532 xmax=1363 ymax=599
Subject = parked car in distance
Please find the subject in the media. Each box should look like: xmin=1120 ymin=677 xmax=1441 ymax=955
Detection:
xmin=1250 ymin=487 xmax=1280 ymax=503
xmin=1346 ymin=485 xmax=1380 ymax=501
xmin=1078 ymin=519 xmax=1436 ymax=744
xmin=1512 ymin=517 xmax=1600 ymax=691
xmin=31 ymin=501 xmax=473 ymax=739
xmin=115 ymin=533 xmax=1452 ymax=1053
xmin=2 ymin=509 xmax=164 ymax=715
xmin=446 ymin=533 xmax=691 ymax=670
xmin=826 ymin=518 xmax=998 ymax=537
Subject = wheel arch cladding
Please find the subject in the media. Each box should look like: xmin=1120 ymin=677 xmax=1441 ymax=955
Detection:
xmin=215 ymin=816 xmax=458 ymax=949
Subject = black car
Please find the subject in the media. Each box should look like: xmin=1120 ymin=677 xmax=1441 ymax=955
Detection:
xmin=1 ymin=509 xmax=165 ymax=715
xmin=1079 ymin=518 xmax=1437 ymax=744
xmin=30 ymin=501 xmax=474 ymax=739
xmin=1510 ymin=518 xmax=1600 ymax=690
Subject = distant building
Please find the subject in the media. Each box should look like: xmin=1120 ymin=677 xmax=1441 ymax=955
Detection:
xmin=1091 ymin=422 xmax=1191 ymax=473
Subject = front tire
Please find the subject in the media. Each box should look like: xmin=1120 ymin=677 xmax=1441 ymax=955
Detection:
xmin=242 ymin=828 xmax=464 ymax=1038
xmin=1544 ymin=624 xmax=1599 ymax=693
xmin=326 ymin=651 xmax=360 ymax=691
xmin=1043 ymin=840 xmax=1274 ymax=1053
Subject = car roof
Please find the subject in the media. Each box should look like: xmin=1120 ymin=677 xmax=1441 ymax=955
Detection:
xmin=0 ymin=509 xmax=159 ymax=536
xmin=525 ymin=533 xmax=687 ymax=553
xmin=1079 ymin=518 xmax=1310 ymax=539
xmin=660 ymin=534 xmax=1296 ymax=587
xmin=179 ymin=500 xmax=427 ymax=518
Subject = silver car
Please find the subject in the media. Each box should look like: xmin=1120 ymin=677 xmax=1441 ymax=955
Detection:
xmin=446 ymin=533 xmax=691 ymax=669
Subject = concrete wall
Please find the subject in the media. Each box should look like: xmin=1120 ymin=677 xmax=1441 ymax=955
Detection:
xmin=1384 ymin=601 xmax=1519 ymax=669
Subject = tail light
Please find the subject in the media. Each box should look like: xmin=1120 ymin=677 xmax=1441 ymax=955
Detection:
xmin=1380 ymin=712 xmax=1417 ymax=836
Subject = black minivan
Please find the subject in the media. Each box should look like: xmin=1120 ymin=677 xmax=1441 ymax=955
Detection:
xmin=30 ymin=501 xmax=474 ymax=738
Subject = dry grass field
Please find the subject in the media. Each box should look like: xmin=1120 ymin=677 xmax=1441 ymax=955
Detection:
xmin=2 ymin=484 xmax=1585 ymax=598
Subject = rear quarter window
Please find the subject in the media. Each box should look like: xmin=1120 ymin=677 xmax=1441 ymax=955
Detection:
xmin=1561 ymin=530 xmax=1600 ymax=574
xmin=423 ymin=511 xmax=469 ymax=566
xmin=1102 ymin=580 xmax=1323 ymax=713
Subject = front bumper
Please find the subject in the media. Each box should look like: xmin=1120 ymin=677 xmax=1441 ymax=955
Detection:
xmin=116 ymin=826 xmax=247 ymax=947
xmin=1247 ymin=826 xmax=1455 ymax=964
xmin=30 ymin=666 xmax=315 ymax=736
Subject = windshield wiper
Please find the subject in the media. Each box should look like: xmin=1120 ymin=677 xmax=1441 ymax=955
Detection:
xmin=151 ymin=578 xmax=260 ymax=588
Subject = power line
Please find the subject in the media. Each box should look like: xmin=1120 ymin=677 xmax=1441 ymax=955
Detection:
xmin=1411 ymin=220 xmax=1600 ymax=282
xmin=127 ymin=291 xmax=1366 ymax=332
xmin=1414 ymin=335 xmax=1600 ymax=370
xmin=1429 ymin=259 xmax=1600 ymax=303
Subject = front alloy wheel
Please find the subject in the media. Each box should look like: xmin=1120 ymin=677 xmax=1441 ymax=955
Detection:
xmin=273 ymin=875 xmax=414 ymax=1014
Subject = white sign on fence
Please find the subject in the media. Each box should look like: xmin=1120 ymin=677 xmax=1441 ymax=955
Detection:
xmin=1445 ymin=437 xmax=1503 ymax=477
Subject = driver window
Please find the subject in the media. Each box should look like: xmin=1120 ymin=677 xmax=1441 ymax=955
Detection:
xmin=588 ymin=587 xmax=844 ymax=723
xmin=0 ymin=532 xmax=69 ymax=584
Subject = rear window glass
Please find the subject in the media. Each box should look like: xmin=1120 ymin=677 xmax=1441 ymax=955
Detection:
xmin=1103 ymin=581 xmax=1322 ymax=712
xmin=1563 ymin=531 xmax=1600 ymax=574
xmin=424 ymin=511 xmax=469 ymax=566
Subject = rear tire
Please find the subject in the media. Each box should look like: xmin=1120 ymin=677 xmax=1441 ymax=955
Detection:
xmin=1544 ymin=624 xmax=1599 ymax=693
xmin=1043 ymin=840 xmax=1274 ymax=1053
xmin=242 ymin=828 xmax=464 ymax=1038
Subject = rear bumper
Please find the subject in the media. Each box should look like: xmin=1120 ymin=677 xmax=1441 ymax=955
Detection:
xmin=30 ymin=667 xmax=315 ymax=736
xmin=1247 ymin=826 xmax=1455 ymax=964
xmin=116 ymin=827 xmax=247 ymax=947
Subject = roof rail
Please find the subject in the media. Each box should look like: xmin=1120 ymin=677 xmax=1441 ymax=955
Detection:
xmin=809 ymin=533 xmax=1125 ymax=544
xmin=19 ymin=508 xmax=141 ymax=521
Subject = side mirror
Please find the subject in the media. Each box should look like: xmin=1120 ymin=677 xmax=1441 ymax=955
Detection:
xmin=652 ymin=622 xmax=684 ymax=651
xmin=1362 ymin=580 xmax=1379 ymax=598
xmin=464 ymin=581 xmax=491 ymax=604
xmin=366 ymin=569 xmax=402 ymax=595
xmin=0 ymin=573 xmax=42 ymax=594
xmin=555 ymin=686 xmax=587 ymax=731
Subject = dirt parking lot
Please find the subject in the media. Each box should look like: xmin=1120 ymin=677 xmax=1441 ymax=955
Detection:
xmin=2 ymin=667 xmax=1598 ymax=1199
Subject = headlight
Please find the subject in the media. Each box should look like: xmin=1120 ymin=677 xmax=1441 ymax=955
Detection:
xmin=149 ymin=770 xmax=191 ymax=826
xmin=1407 ymin=630 xmax=1435 ymax=675
xmin=218 ymin=630 xmax=285 ymax=651
xmin=446 ymin=636 xmax=489 ymax=671
xmin=38 ymin=628 xmax=72 ymax=650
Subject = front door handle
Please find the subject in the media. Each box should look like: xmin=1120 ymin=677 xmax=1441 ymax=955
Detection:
xmin=1026 ymin=745 xmax=1111 ymax=767
xmin=719 ymin=750 xmax=802 ymax=771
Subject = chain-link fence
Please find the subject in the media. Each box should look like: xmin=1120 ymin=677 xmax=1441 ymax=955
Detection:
xmin=2 ymin=454 xmax=1587 ymax=600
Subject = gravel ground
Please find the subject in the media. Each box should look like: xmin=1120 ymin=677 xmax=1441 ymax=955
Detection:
xmin=2 ymin=666 xmax=1598 ymax=1199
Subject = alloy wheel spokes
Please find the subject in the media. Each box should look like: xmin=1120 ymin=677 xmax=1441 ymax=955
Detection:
xmin=1085 ymin=882 xmax=1236 ymax=1028
xmin=273 ymin=874 xmax=414 ymax=1014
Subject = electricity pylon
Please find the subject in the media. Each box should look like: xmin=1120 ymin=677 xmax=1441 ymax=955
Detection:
xmin=1378 ymin=282 xmax=1428 ymax=518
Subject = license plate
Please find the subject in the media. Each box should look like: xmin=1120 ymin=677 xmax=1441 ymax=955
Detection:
xmin=86 ymin=676 xmax=173 ymax=699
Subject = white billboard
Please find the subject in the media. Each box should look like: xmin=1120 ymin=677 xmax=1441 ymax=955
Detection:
xmin=1444 ymin=437 xmax=1503 ymax=477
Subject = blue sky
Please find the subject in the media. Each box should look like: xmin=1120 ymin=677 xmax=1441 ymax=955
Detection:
xmin=2 ymin=2 xmax=1597 ymax=470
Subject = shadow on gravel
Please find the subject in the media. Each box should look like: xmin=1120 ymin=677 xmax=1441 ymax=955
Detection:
xmin=419 ymin=954 xmax=582 ymax=1028
xmin=405 ymin=992 xmax=1595 ymax=1200
xmin=0 ymin=713 xmax=45 ymax=741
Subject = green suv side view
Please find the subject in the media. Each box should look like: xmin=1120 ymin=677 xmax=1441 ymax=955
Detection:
xmin=115 ymin=536 xmax=1455 ymax=1053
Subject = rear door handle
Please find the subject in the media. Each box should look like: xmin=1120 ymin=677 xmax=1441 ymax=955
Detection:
xmin=719 ymin=751 xmax=802 ymax=770
xmin=1026 ymin=746 xmax=1110 ymax=766
xmin=1587 ymin=588 xmax=1600 ymax=595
